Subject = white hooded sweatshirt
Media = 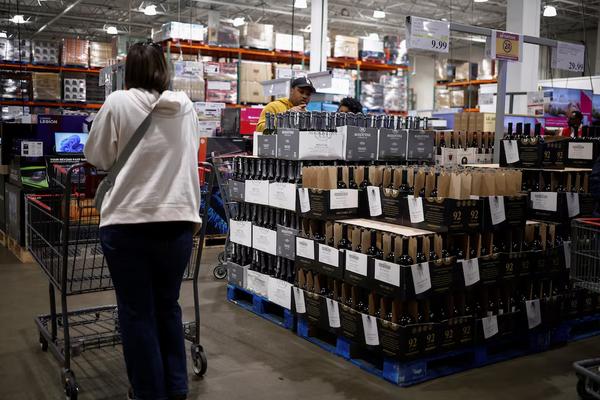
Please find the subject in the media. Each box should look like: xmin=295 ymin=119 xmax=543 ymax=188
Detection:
xmin=85 ymin=88 xmax=201 ymax=228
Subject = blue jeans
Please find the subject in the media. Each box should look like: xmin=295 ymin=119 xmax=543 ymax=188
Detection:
xmin=100 ymin=222 xmax=193 ymax=400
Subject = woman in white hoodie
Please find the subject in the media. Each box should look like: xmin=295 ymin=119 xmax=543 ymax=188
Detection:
xmin=85 ymin=41 xmax=200 ymax=400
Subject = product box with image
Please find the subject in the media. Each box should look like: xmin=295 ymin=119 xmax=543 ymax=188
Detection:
xmin=208 ymin=25 xmax=240 ymax=48
xmin=274 ymin=33 xmax=304 ymax=53
xmin=334 ymin=35 xmax=359 ymax=59
xmin=32 ymin=40 xmax=60 ymax=65
xmin=240 ymin=81 xmax=270 ymax=104
xmin=153 ymin=22 xmax=206 ymax=42
xmin=62 ymin=39 xmax=89 ymax=67
xmin=63 ymin=78 xmax=86 ymax=102
xmin=32 ymin=72 xmax=61 ymax=101
xmin=0 ymin=39 xmax=31 ymax=63
xmin=275 ymin=129 xmax=346 ymax=161
xmin=172 ymin=61 xmax=205 ymax=101
xmin=240 ymin=23 xmax=274 ymax=50
xmin=360 ymin=37 xmax=384 ymax=62
xmin=338 ymin=125 xmax=378 ymax=161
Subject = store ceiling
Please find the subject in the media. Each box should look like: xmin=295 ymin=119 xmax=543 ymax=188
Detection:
xmin=0 ymin=0 xmax=598 ymax=44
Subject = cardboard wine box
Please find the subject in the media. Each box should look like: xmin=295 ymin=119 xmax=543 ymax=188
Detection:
xmin=226 ymin=261 xmax=249 ymax=288
xmin=339 ymin=302 xmax=364 ymax=342
xmin=229 ymin=180 xmax=245 ymax=202
xmin=439 ymin=316 xmax=474 ymax=350
xmin=482 ymin=195 xmax=528 ymax=231
xmin=339 ymin=126 xmax=378 ymax=161
xmin=378 ymin=128 xmax=408 ymax=161
xmin=478 ymin=253 xmax=501 ymax=285
xmin=541 ymin=137 xmax=568 ymax=169
xmin=314 ymin=243 xmax=344 ymax=280
xmin=304 ymin=188 xmax=359 ymax=220
xmin=378 ymin=320 xmax=439 ymax=359
xmin=406 ymin=130 xmax=435 ymax=163
xmin=255 ymin=134 xmax=277 ymax=158
xmin=565 ymin=139 xmax=599 ymax=168
xmin=422 ymin=198 xmax=482 ymax=233
xmin=276 ymin=129 xmax=346 ymax=161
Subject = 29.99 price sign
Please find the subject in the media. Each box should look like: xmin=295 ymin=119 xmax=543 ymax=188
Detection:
xmin=406 ymin=16 xmax=450 ymax=54
xmin=552 ymin=41 xmax=585 ymax=73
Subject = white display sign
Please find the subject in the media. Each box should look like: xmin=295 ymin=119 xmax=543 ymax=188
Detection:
xmin=293 ymin=287 xmax=306 ymax=313
xmin=407 ymin=16 xmax=450 ymax=53
xmin=298 ymin=188 xmax=311 ymax=213
xmin=245 ymin=180 xmax=270 ymax=205
xmin=329 ymin=189 xmax=359 ymax=210
xmin=526 ymin=299 xmax=542 ymax=329
xmin=367 ymin=186 xmax=383 ymax=217
xmin=568 ymin=142 xmax=594 ymax=160
xmin=296 ymin=237 xmax=315 ymax=260
xmin=461 ymin=258 xmax=480 ymax=286
xmin=318 ymin=244 xmax=340 ymax=268
xmin=345 ymin=250 xmax=369 ymax=277
xmin=552 ymin=41 xmax=585 ymax=73
xmin=503 ymin=140 xmax=520 ymax=164
xmin=407 ymin=195 xmax=425 ymax=223
xmin=482 ymin=315 xmax=499 ymax=339
xmin=229 ymin=220 xmax=252 ymax=247
xmin=361 ymin=314 xmax=380 ymax=346
xmin=326 ymin=298 xmax=341 ymax=328
xmin=411 ymin=262 xmax=432 ymax=294
xmin=566 ymin=193 xmax=580 ymax=218
xmin=269 ymin=182 xmax=297 ymax=211
xmin=374 ymin=259 xmax=401 ymax=287
xmin=489 ymin=196 xmax=507 ymax=225
xmin=267 ymin=277 xmax=293 ymax=310
xmin=246 ymin=270 xmax=269 ymax=297
xmin=531 ymin=192 xmax=558 ymax=212
xmin=252 ymin=226 xmax=278 ymax=255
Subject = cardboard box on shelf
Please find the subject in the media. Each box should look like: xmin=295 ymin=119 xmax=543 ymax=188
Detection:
xmin=240 ymin=61 xmax=273 ymax=82
xmin=32 ymin=40 xmax=59 ymax=65
xmin=334 ymin=35 xmax=359 ymax=59
xmin=89 ymin=41 xmax=113 ymax=68
xmin=274 ymin=33 xmax=304 ymax=53
xmin=274 ymin=63 xmax=307 ymax=79
xmin=360 ymin=37 xmax=384 ymax=61
xmin=206 ymin=80 xmax=238 ymax=103
xmin=208 ymin=25 xmax=240 ymax=48
xmin=240 ymin=107 xmax=263 ymax=135
xmin=198 ymin=120 xmax=221 ymax=136
xmin=240 ymin=23 xmax=274 ymax=50
xmin=31 ymin=72 xmax=61 ymax=101
xmin=239 ymin=81 xmax=270 ymax=104
xmin=172 ymin=61 xmax=205 ymax=101
xmin=153 ymin=22 xmax=206 ymax=42
xmin=62 ymin=38 xmax=89 ymax=67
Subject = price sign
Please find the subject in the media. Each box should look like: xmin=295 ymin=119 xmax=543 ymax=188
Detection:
xmin=552 ymin=41 xmax=585 ymax=73
xmin=406 ymin=16 xmax=450 ymax=54
xmin=489 ymin=30 xmax=522 ymax=62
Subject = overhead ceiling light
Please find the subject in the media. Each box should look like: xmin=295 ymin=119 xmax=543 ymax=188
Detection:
xmin=474 ymin=0 xmax=488 ymax=2
xmin=144 ymin=4 xmax=157 ymax=16
xmin=232 ymin=17 xmax=245 ymax=27
xmin=441 ymin=18 xmax=448 ymax=21
xmin=294 ymin=0 xmax=307 ymax=9
xmin=0 ymin=31 xmax=6 ymax=38
xmin=543 ymin=5 xmax=557 ymax=17
xmin=10 ymin=15 xmax=27 ymax=24
xmin=372 ymin=10 xmax=385 ymax=19
xmin=106 ymin=26 xmax=118 ymax=35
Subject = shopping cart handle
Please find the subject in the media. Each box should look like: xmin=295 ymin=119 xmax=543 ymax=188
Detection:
xmin=574 ymin=359 xmax=600 ymax=383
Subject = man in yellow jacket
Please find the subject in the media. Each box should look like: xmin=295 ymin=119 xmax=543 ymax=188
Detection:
xmin=256 ymin=77 xmax=316 ymax=132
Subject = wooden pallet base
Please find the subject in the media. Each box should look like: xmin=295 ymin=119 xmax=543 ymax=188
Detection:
xmin=204 ymin=235 xmax=227 ymax=248
xmin=5 ymin=233 xmax=34 ymax=263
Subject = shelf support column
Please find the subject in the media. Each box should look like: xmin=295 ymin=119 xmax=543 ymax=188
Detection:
xmin=309 ymin=0 xmax=328 ymax=72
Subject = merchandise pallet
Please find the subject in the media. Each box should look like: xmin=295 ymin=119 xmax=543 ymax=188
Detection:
xmin=1 ymin=229 xmax=33 ymax=263
xmin=203 ymin=234 xmax=227 ymax=248
xmin=227 ymin=284 xmax=294 ymax=330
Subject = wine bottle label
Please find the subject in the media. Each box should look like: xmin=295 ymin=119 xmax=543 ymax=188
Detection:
xmin=566 ymin=192 xmax=580 ymax=218
xmin=229 ymin=220 xmax=252 ymax=247
xmin=326 ymin=298 xmax=341 ymax=328
xmin=345 ymin=250 xmax=369 ymax=277
xmin=245 ymin=180 xmax=270 ymax=205
xmin=530 ymin=192 xmax=558 ymax=212
xmin=461 ymin=258 xmax=480 ymax=286
xmin=482 ymin=315 xmax=499 ymax=339
xmin=367 ymin=186 xmax=383 ymax=217
xmin=293 ymin=287 xmax=306 ymax=314
xmin=489 ymin=196 xmax=506 ymax=225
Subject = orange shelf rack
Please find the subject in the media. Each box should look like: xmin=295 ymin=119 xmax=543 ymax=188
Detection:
xmin=436 ymin=79 xmax=498 ymax=87
xmin=0 ymin=100 xmax=103 ymax=109
xmin=0 ymin=63 xmax=102 ymax=74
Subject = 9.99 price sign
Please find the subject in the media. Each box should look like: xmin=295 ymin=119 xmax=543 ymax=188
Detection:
xmin=552 ymin=41 xmax=585 ymax=73
xmin=407 ymin=16 xmax=450 ymax=54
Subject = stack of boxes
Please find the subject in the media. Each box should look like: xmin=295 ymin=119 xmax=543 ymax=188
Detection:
xmin=454 ymin=112 xmax=496 ymax=133
xmin=194 ymin=102 xmax=226 ymax=136
xmin=172 ymin=61 xmax=205 ymax=101
xmin=381 ymin=74 xmax=407 ymax=111
xmin=205 ymin=62 xmax=238 ymax=104
xmin=333 ymin=35 xmax=359 ymax=59
xmin=89 ymin=42 xmax=113 ymax=68
xmin=239 ymin=61 xmax=272 ymax=104
xmin=0 ymin=39 xmax=31 ymax=63
xmin=208 ymin=25 xmax=240 ymax=48
xmin=62 ymin=39 xmax=89 ymax=67
xmin=360 ymin=37 xmax=384 ymax=62
xmin=31 ymin=72 xmax=61 ymax=100
xmin=274 ymin=33 xmax=304 ymax=53
xmin=32 ymin=41 xmax=60 ymax=65
xmin=152 ymin=22 xmax=207 ymax=42
xmin=240 ymin=23 xmax=274 ymax=50
xmin=274 ymin=64 xmax=307 ymax=79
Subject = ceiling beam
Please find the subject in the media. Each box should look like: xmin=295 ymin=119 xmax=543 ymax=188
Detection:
xmin=35 ymin=0 xmax=84 ymax=35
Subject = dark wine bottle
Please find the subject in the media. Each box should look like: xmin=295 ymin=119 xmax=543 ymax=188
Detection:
xmin=338 ymin=225 xmax=352 ymax=250
xmin=416 ymin=237 xmax=427 ymax=263
xmin=337 ymin=166 xmax=347 ymax=189
xmin=387 ymin=235 xmax=396 ymax=262
xmin=348 ymin=167 xmax=358 ymax=189
xmin=367 ymin=230 xmax=379 ymax=257
xmin=398 ymin=238 xmax=414 ymax=266
xmin=360 ymin=166 xmax=371 ymax=189
xmin=530 ymin=225 xmax=543 ymax=251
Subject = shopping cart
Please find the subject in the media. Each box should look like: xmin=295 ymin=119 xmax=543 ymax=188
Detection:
xmin=571 ymin=218 xmax=600 ymax=400
xmin=209 ymin=152 xmax=243 ymax=280
xmin=27 ymin=161 xmax=214 ymax=400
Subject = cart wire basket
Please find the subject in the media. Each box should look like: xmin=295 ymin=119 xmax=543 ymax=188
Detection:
xmin=571 ymin=218 xmax=600 ymax=400
xmin=27 ymin=161 xmax=215 ymax=400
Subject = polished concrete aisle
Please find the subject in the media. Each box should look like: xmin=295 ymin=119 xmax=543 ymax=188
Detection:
xmin=1 ymin=245 xmax=598 ymax=400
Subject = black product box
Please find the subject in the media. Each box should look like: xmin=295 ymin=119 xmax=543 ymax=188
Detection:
xmin=406 ymin=130 xmax=435 ymax=163
xmin=276 ymin=225 xmax=298 ymax=261
xmin=339 ymin=303 xmax=364 ymax=342
xmin=541 ymin=296 xmax=563 ymax=328
xmin=378 ymin=128 xmax=407 ymax=161
xmin=379 ymin=190 xmax=408 ymax=225
xmin=565 ymin=139 xmax=599 ymax=168
xmin=478 ymin=254 xmax=501 ymax=285
xmin=500 ymin=252 xmax=520 ymax=281
xmin=5 ymin=182 xmax=25 ymax=245
xmin=342 ymin=250 xmax=374 ymax=290
xmin=229 ymin=180 xmax=245 ymax=202
xmin=295 ymin=237 xmax=317 ymax=273
xmin=541 ymin=138 xmax=568 ymax=169
xmin=517 ymin=141 xmax=543 ymax=168
xmin=314 ymin=243 xmax=344 ymax=280
xmin=474 ymin=310 xmax=521 ymax=343
xmin=304 ymin=188 xmax=359 ymax=220
xmin=439 ymin=316 xmax=474 ymax=350
xmin=226 ymin=261 xmax=249 ymax=288
xmin=256 ymin=134 xmax=277 ymax=158
xmin=422 ymin=198 xmax=481 ymax=233
xmin=482 ymin=195 xmax=528 ymax=231
xmin=220 ymin=108 xmax=240 ymax=136
xmin=341 ymin=126 xmax=378 ymax=161
xmin=371 ymin=258 xmax=406 ymax=298
xmin=429 ymin=258 xmax=455 ymax=293
xmin=378 ymin=320 xmax=439 ymax=359
xmin=304 ymin=292 xmax=328 ymax=329
xmin=528 ymin=192 xmax=593 ymax=223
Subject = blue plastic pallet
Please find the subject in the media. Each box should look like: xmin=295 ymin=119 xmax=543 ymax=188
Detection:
xmin=227 ymin=284 xmax=294 ymax=330
xmin=559 ymin=314 xmax=600 ymax=343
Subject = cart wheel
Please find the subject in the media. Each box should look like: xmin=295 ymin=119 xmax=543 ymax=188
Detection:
xmin=213 ymin=265 xmax=227 ymax=280
xmin=63 ymin=371 xmax=79 ymax=400
xmin=217 ymin=251 xmax=226 ymax=264
xmin=578 ymin=376 xmax=595 ymax=400
xmin=39 ymin=335 xmax=48 ymax=352
xmin=191 ymin=344 xmax=207 ymax=377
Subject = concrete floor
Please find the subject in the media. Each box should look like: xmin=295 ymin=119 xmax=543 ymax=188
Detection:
xmin=1 ymin=245 xmax=598 ymax=400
